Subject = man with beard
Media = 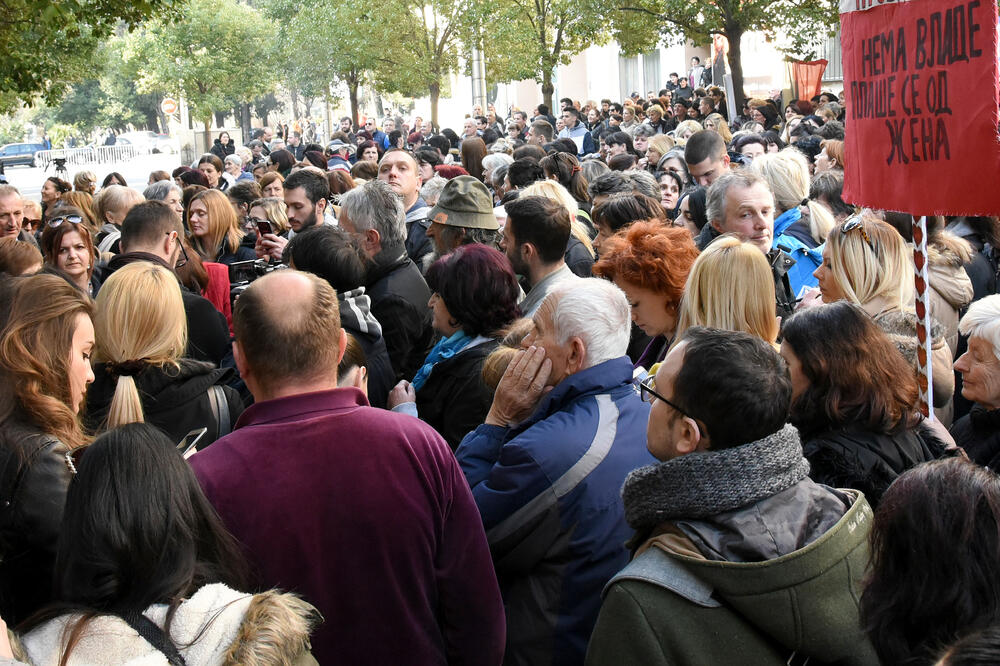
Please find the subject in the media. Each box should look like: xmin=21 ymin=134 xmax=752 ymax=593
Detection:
xmin=501 ymin=195 xmax=578 ymax=316
xmin=256 ymin=169 xmax=329 ymax=261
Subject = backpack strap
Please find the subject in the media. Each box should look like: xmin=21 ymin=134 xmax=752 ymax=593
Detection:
xmin=603 ymin=546 xmax=721 ymax=608
xmin=122 ymin=613 xmax=187 ymax=666
xmin=207 ymin=385 xmax=231 ymax=441
xmin=97 ymin=229 xmax=121 ymax=254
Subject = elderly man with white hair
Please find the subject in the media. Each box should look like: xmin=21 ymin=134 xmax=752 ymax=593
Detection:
xmin=456 ymin=277 xmax=655 ymax=666
xmin=951 ymin=294 xmax=1000 ymax=467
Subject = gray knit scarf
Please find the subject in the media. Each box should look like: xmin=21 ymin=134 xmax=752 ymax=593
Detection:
xmin=622 ymin=424 xmax=810 ymax=530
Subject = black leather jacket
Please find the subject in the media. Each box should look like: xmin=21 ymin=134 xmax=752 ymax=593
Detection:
xmin=0 ymin=419 xmax=73 ymax=624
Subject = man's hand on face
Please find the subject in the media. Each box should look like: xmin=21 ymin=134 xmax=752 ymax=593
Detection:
xmin=485 ymin=345 xmax=552 ymax=427
xmin=256 ymin=233 xmax=288 ymax=262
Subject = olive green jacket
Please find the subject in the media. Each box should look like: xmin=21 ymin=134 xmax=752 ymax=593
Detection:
xmin=586 ymin=491 xmax=879 ymax=666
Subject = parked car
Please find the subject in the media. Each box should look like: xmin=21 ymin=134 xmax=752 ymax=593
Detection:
xmin=0 ymin=142 xmax=47 ymax=167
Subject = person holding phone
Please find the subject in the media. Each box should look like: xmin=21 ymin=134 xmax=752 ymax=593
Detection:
xmin=247 ymin=197 xmax=290 ymax=260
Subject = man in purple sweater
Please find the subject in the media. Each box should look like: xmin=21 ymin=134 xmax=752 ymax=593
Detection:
xmin=190 ymin=270 xmax=505 ymax=665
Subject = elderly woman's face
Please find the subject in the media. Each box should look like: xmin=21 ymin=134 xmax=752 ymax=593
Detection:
xmin=955 ymin=337 xmax=1000 ymax=410
xmin=634 ymin=134 xmax=649 ymax=153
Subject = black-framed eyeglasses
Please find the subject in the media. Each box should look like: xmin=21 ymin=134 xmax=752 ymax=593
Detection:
xmin=47 ymin=215 xmax=84 ymax=227
xmin=639 ymin=375 xmax=683 ymax=412
xmin=639 ymin=375 xmax=703 ymax=436
xmin=169 ymin=232 xmax=189 ymax=269
xmin=841 ymin=215 xmax=875 ymax=253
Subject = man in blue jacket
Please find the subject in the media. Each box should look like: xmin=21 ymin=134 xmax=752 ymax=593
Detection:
xmin=457 ymin=278 xmax=654 ymax=666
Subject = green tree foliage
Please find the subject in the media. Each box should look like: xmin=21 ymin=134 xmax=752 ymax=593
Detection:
xmin=124 ymin=0 xmax=278 ymax=131
xmin=479 ymin=0 xmax=616 ymax=109
xmin=260 ymin=0 xmax=383 ymax=128
xmin=0 ymin=0 xmax=181 ymax=108
xmin=611 ymin=0 xmax=839 ymax=107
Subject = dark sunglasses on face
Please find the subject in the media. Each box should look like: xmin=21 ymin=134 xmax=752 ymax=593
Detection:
xmin=47 ymin=215 xmax=84 ymax=227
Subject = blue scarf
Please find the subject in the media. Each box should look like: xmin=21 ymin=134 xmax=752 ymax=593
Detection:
xmin=411 ymin=330 xmax=471 ymax=391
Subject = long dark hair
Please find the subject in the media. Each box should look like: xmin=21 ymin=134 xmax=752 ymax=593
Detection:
xmin=782 ymin=301 xmax=919 ymax=436
xmin=540 ymin=152 xmax=590 ymax=203
xmin=22 ymin=423 xmax=250 ymax=661
xmin=861 ymin=458 xmax=1000 ymax=665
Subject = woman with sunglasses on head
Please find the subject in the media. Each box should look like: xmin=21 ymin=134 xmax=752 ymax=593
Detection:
xmin=812 ymin=211 xmax=957 ymax=422
xmin=40 ymin=205 xmax=102 ymax=296
xmin=84 ymin=262 xmax=243 ymax=449
xmin=9 ymin=422 xmax=319 ymax=665
xmin=0 ymin=274 xmax=94 ymax=625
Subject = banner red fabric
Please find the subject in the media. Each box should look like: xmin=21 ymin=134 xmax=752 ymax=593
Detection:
xmin=791 ymin=60 xmax=828 ymax=101
xmin=840 ymin=0 xmax=1000 ymax=215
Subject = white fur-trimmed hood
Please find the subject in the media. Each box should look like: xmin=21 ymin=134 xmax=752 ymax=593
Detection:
xmin=13 ymin=584 xmax=318 ymax=665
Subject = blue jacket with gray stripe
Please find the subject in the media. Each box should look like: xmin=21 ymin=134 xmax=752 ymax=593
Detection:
xmin=456 ymin=357 xmax=654 ymax=666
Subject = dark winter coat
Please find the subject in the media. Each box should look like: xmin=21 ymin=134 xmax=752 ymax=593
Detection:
xmin=365 ymin=248 xmax=433 ymax=383
xmin=210 ymin=138 xmax=235 ymax=160
xmin=951 ymin=405 xmax=1000 ymax=469
xmin=801 ymin=421 xmax=946 ymax=507
xmin=0 ymin=419 xmax=72 ymax=624
xmin=84 ymin=359 xmax=244 ymax=448
xmin=214 ymin=235 xmax=257 ymax=266
xmin=565 ymin=235 xmax=595 ymax=277
xmin=415 ymin=338 xmax=498 ymax=449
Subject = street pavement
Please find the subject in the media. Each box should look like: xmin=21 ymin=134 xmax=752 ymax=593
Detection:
xmin=4 ymin=153 xmax=184 ymax=202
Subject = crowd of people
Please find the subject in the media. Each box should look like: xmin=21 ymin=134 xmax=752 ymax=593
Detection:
xmin=0 ymin=79 xmax=999 ymax=665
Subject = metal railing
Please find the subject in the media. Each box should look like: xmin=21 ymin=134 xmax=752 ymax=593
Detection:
xmin=33 ymin=144 xmax=149 ymax=169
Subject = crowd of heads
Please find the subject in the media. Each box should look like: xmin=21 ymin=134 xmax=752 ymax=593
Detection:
xmin=2 ymin=82 xmax=1000 ymax=666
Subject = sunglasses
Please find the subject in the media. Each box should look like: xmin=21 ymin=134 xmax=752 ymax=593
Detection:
xmin=47 ymin=215 xmax=84 ymax=227
xmin=841 ymin=216 xmax=875 ymax=253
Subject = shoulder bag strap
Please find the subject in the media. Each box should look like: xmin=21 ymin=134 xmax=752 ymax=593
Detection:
xmin=123 ymin=613 xmax=187 ymax=666
xmin=208 ymin=384 xmax=231 ymax=441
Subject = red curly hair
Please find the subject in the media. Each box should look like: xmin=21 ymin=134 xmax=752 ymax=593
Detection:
xmin=592 ymin=220 xmax=699 ymax=306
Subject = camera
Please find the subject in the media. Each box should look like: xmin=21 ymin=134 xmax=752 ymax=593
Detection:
xmin=229 ymin=259 xmax=286 ymax=303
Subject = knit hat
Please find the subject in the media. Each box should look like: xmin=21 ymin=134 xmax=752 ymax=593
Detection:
xmin=428 ymin=175 xmax=497 ymax=229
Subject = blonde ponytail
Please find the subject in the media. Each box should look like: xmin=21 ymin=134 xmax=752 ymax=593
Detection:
xmin=106 ymin=374 xmax=145 ymax=428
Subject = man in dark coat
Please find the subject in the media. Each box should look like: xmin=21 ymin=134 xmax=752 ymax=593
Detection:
xmin=338 ymin=179 xmax=433 ymax=382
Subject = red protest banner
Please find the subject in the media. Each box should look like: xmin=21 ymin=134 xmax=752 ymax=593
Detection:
xmin=840 ymin=0 xmax=1000 ymax=216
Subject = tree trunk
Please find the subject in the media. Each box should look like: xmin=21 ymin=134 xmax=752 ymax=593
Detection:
xmin=325 ymin=87 xmax=333 ymax=144
xmin=290 ymin=89 xmax=301 ymax=123
xmin=725 ymin=27 xmax=747 ymax=111
xmin=203 ymin=118 xmax=212 ymax=153
xmin=240 ymin=103 xmax=252 ymax=144
xmin=348 ymin=77 xmax=360 ymax=130
xmin=214 ymin=110 xmax=226 ymax=128
xmin=541 ymin=69 xmax=554 ymax=111
xmin=429 ymin=80 xmax=441 ymax=129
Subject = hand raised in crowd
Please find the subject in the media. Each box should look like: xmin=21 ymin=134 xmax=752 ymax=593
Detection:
xmin=485 ymin=345 xmax=552 ymax=428
xmin=256 ymin=233 xmax=287 ymax=262
xmin=796 ymin=286 xmax=824 ymax=311
xmin=387 ymin=380 xmax=416 ymax=408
